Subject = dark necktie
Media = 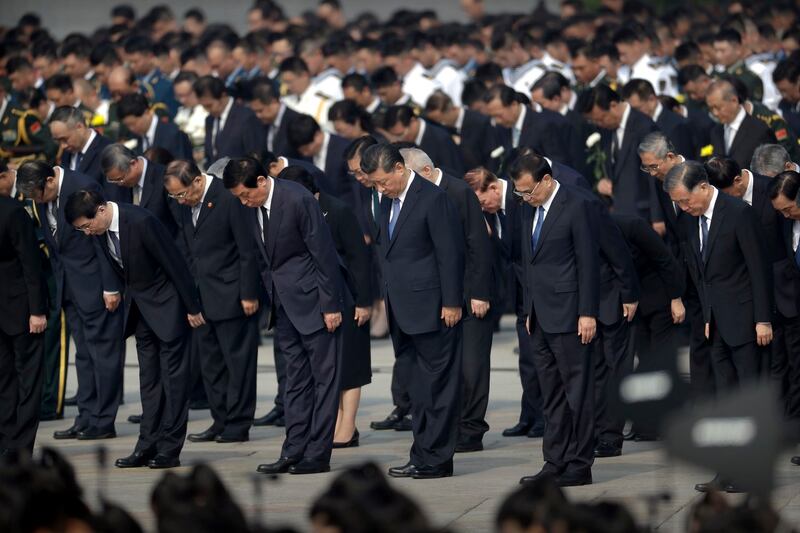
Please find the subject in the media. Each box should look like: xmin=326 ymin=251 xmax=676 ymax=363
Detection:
xmin=109 ymin=230 xmax=122 ymax=265
xmin=75 ymin=151 xmax=84 ymax=170
xmin=260 ymin=206 xmax=270 ymax=244
xmin=372 ymin=189 xmax=381 ymax=223
xmin=497 ymin=210 xmax=506 ymax=238
xmin=611 ymin=131 xmax=620 ymax=166
xmin=700 ymin=215 xmax=709 ymax=262
xmin=531 ymin=206 xmax=545 ymax=253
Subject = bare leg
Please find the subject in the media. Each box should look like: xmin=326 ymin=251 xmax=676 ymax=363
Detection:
xmin=333 ymin=387 xmax=361 ymax=442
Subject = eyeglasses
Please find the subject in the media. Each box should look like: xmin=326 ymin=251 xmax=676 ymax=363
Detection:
xmin=167 ymin=177 xmax=202 ymax=200
xmin=640 ymin=161 xmax=663 ymax=173
xmin=106 ymin=166 xmax=132 ymax=184
xmin=512 ymin=180 xmax=543 ymax=200
xmin=347 ymin=168 xmax=366 ymax=179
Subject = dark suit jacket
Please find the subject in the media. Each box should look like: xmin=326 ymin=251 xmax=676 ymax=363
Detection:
xmin=656 ymin=108 xmax=696 ymax=160
xmin=709 ymin=113 xmax=777 ymax=169
xmin=677 ymin=191 xmax=772 ymax=346
xmin=106 ymin=160 xmax=180 ymax=239
xmin=750 ymin=173 xmax=798 ymax=319
xmin=137 ymin=119 xmax=193 ymax=161
xmin=38 ymin=169 xmax=121 ymax=312
xmin=59 ymin=131 xmax=129 ymax=204
xmin=458 ymin=109 xmax=502 ymax=171
xmin=520 ymin=184 xmax=600 ymax=333
xmin=550 ymin=160 xmax=591 ymax=190
xmin=99 ymin=203 xmax=200 ymax=342
xmin=251 ymin=179 xmax=344 ymax=335
xmin=418 ymin=120 xmax=465 ymax=178
xmin=270 ymin=105 xmax=303 ymax=158
xmin=440 ymin=172 xmax=493 ymax=305
xmin=498 ymin=107 xmax=571 ymax=165
xmin=601 ymin=107 xmax=659 ymax=220
xmin=204 ymin=101 xmax=267 ymax=165
xmin=319 ymin=192 xmax=372 ymax=308
xmin=178 ymin=178 xmax=260 ymax=322
xmin=686 ymin=104 xmax=715 ymax=156
xmin=0 ymin=197 xmax=46 ymax=336
xmin=377 ymin=174 xmax=464 ymax=335
xmin=612 ymin=213 xmax=684 ymax=315
xmin=563 ymin=107 xmax=596 ymax=180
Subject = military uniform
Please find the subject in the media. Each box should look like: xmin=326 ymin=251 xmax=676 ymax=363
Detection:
xmin=542 ymin=52 xmax=575 ymax=84
xmin=139 ymin=68 xmax=179 ymax=119
xmin=0 ymin=99 xmax=58 ymax=165
xmin=748 ymin=100 xmax=800 ymax=162
xmin=575 ymin=69 xmax=617 ymax=93
xmin=618 ymin=53 xmax=677 ymax=96
xmin=283 ymin=86 xmax=334 ymax=130
xmin=723 ymin=60 xmax=764 ymax=103
xmin=746 ymin=53 xmax=780 ymax=111
xmin=402 ymin=62 xmax=441 ymax=108
xmin=427 ymin=59 xmax=464 ymax=106
xmin=312 ymin=68 xmax=345 ymax=101
xmin=508 ymin=59 xmax=546 ymax=96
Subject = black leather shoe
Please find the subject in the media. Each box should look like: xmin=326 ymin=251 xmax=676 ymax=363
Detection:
xmin=556 ymin=470 xmax=592 ymax=487
xmin=388 ymin=462 xmax=417 ymax=478
xmin=455 ymin=440 xmax=484 ymax=453
xmin=724 ymin=482 xmax=745 ymax=493
xmin=288 ymin=459 xmax=330 ymax=474
xmin=411 ymin=462 xmax=453 ymax=479
xmin=253 ymin=407 xmax=284 ymax=427
xmin=333 ymin=429 xmax=359 ymax=448
xmin=187 ymin=428 xmax=220 ymax=442
xmin=371 ymin=408 xmax=405 ymax=430
xmin=519 ymin=467 xmax=560 ymax=485
xmin=594 ymin=441 xmax=622 ymax=458
xmin=64 ymin=395 xmax=77 ymax=406
xmin=502 ymin=422 xmax=532 ymax=437
xmin=792 ymin=456 xmax=800 ymax=466
xmin=148 ymin=455 xmax=180 ymax=469
xmin=257 ymin=456 xmax=300 ymax=474
xmin=77 ymin=427 xmax=116 ymax=440
xmin=128 ymin=414 xmax=142 ymax=424
xmin=53 ymin=425 xmax=83 ymax=440
xmin=215 ymin=434 xmax=248 ymax=443
xmin=695 ymin=475 xmax=725 ymax=493
xmin=394 ymin=415 xmax=412 ymax=431
xmin=115 ymin=450 xmax=155 ymax=468
xmin=527 ymin=423 xmax=545 ymax=438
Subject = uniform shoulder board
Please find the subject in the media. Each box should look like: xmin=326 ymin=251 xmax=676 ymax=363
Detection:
xmin=422 ymin=72 xmax=434 ymax=80
xmin=151 ymin=75 xmax=160 ymax=84
xmin=550 ymin=60 xmax=565 ymax=70
xmin=315 ymin=92 xmax=331 ymax=100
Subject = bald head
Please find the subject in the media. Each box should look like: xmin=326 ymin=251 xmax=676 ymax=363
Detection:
xmin=107 ymin=66 xmax=137 ymax=101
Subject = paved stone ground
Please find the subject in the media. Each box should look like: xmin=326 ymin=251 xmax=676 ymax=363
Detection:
xmin=34 ymin=317 xmax=800 ymax=532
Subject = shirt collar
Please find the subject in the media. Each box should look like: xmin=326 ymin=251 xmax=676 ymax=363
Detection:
xmin=0 ymin=97 xmax=8 ymax=122
xmin=434 ymin=168 xmax=443 ymax=187
xmin=54 ymin=166 xmax=64 ymax=200
xmin=219 ymin=96 xmax=234 ymax=125
xmin=396 ymin=93 xmax=412 ymax=106
xmin=742 ymin=169 xmax=754 ymax=205
xmin=541 ymin=180 xmax=560 ymax=213
xmin=274 ymin=102 xmax=287 ymax=127
xmin=366 ymin=97 xmax=381 ymax=114
xmin=589 ymin=69 xmax=607 ymax=87
xmin=415 ymin=119 xmax=427 ymax=146
xmin=653 ymin=102 xmax=664 ymax=122
xmin=10 ymin=171 xmax=17 ymax=199
xmin=632 ymin=53 xmax=650 ymax=72
xmin=499 ymin=178 xmax=508 ymax=212
xmin=729 ymin=106 xmax=746 ymax=130
xmin=137 ymin=157 xmax=148 ymax=189
xmin=514 ymin=105 xmax=527 ymax=132
xmin=454 ymin=107 xmax=466 ymax=132
xmin=398 ymin=171 xmax=416 ymax=203
xmin=108 ymin=201 xmax=119 ymax=233
xmin=81 ymin=129 xmax=97 ymax=155
xmin=618 ymin=103 xmax=631 ymax=133
xmin=198 ymin=174 xmax=214 ymax=205
xmin=146 ymin=115 xmax=159 ymax=144
xmin=263 ymin=176 xmax=276 ymax=212
xmin=703 ymin=186 xmax=719 ymax=220
xmin=314 ymin=132 xmax=330 ymax=170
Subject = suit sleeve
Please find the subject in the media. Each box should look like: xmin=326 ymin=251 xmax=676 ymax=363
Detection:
xmin=299 ymin=194 xmax=342 ymax=314
xmin=574 ymin=198 xmax=600 ymax=317
xmin=177 ymin=130 xmax=193 ymax=160
xmin=9 ymin=206 xmax=46 ymax=316
xmin=738 ymin=205 xmax=774 ymax=323
xmin=242 ymin=113 xmax=267 ymax=159
xmin=596 ymin=207 xmax=640 ymax=303
xmin=141 ymin=214 xmax=201 ymax=314
xmin=649 ymin=178 xmax=666 ymax=224
xmin=428 ymin=192 xmax=465 ymax=308
xmin=334 ymin=204 xmax=372 ymax=308
xmin=631 ymin=218 xmax=685 ymax=299
xmin=460 ymin=185 xmax=493 ymax=302
xmin=230 ymin=199 xmax=260 ymax=301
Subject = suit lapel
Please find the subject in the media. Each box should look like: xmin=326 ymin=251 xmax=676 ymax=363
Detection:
xmin=615 ymin=115 xmax=637 ymax=171
xmin=728 ymin=116 xmax=748 ymax=157
xmin=266 ymin=180 xmax=283 ymax=260
xmin=139 ymin=164 xmax=156 ymax=207
xmin=531 ymin=187 xmax=566 ymax=261
xmin=119 ymin=206 xmax=130 ymax=274
xmin=703 ymin=193 xmax=726 ymax=266
xmin=80 ymin=138 xmax=98 ymax=173
xmin=194 ymin=178 xmax=218 ymax=232
xmin=386 ymin=176 xmax=421 ymax=254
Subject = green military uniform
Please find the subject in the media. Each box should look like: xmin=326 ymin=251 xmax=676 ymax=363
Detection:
xmin=14 ymin=190 xmax=69 ymax=420
xmin=748 ymin=100 xmax=800 ymax=162
xmin=0 ymin=100 xmax=58 ymax=165
xmin=724 ymin=60 xmax=764 ymax=103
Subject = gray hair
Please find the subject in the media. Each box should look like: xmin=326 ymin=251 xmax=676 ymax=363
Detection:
xmin=751 ymin=144 xmax=791 ymax=177
xmin=206 ymin=157 xmax=230 ymax=178
xmin=400 ymin=148 xmax=434 ymax=174
xmin=100 ymin=143 xmax=137 ymax=174
xmin=49 ymin=106 xmax=87 ymax=127
xmin=663 ymin=160 xmax=708 ymax=192
xmin=638 ymin=131 xmax=675 ymax=158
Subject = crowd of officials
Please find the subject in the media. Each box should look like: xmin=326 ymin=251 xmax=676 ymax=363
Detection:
xmin=4 ymin=0 xmax=800 ymax=501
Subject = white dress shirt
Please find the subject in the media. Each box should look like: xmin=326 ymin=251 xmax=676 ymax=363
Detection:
xmin=258 ymin=176 xmax=276 ymax=242
xmin=616 ymin=103 xmax=631 ymax=151
xmin=512 ymin=105 xmax=527 ymax=148
xmin=192 ymin=174 xmax=215 ymax=226
xmin=414 ymin=119 xmax=427 ymax=147
xmin=106 ymin=201 xmax=122 ymax=266
xmin=314 ymin=132 xmax=331 ymax=172
xmin=532 ymin=180 xmax=561 ymax=237
xmin=73 ymin=129 xmax=97 ymax=171
xmin=699 ymin=186 xmax=719 ymax=251
xmin=144 ymin=114 xmax=158 ymax=150
xmin=793 ymin=220 xmax=800 ymax=252
xmin=47 ymin=167 xmax=65 ymax=234
xmin=741 ymin=169 xmax=754 ymax=206
xmin=725 ymin=107 xmax=747 ymax=153
xmin=390 ymin=171 xmax=416 ymax=222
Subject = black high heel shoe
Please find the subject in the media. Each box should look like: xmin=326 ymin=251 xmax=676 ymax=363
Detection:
xmin=333 ymin=429 xmax=360 ymax=448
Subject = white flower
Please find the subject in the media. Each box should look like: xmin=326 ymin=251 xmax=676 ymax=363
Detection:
xmin=586 ymin=132 xmax=602 ymax=149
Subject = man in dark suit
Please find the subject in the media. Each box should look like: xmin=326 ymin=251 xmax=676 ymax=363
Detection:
xmin=361 ymin=143 xmax=465 ymax=479
xmin=0 ymin=196 xmax=47 ymax=454
xmin=116 ymin=93 xmax=193 ymax=160
xmin=664 ymin=161 xmax=773 ymax=493
xmin=48 ymin=106 xmax=127 ymax=203
xmin=577 ymin=84 xmax=659 ymax=220
xmin=195 ymin=76 xmax=266 ymax=166
xmin=424 ymin=90 xmax=503 ymax=172
xmin=163 ymin=161 xmax=260 ymax=443
xmin=248 ymin=79 xmax=303 ymax=158
xmin=99 ymin=144 xmax=180 ymax=238
xmin=484 ymin=84 xmax=571 ymax=166
xmin=64 ymin=190 xmax=203 ymax=469
xmin=622 ymin=79 xmax=696 ymax=158
xmin=510 ymin=154 xmax=600 ymax=487
xmin=707 ymin=80 xmax=777 ymax=169
xmin=382 ymin=105 xmax=466 ymax=177
xmin=705 ymin=157 xmax=798 ymax=402
xmin=223 ymin=157 xmax=345 ymax=475
xmin=402 ymin=148 xmax=495 ymax=452
xmin=15 ymin=162 xmax=124 ymax=442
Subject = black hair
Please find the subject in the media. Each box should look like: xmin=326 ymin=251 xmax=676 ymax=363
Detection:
xmin=704 ymin=157 xmax=741 ymax=189
xmin=342 ymin=73 xmax=370 ymax=92
xmin=677 ymin=64 xmax=709 ymax=86
xmin=116 ymin=93 xmax=150 ymax=119
xmin=277 ymin=165 xmax=318 ymax=194
xmin=111 ymin=4 xmax=136 ymax=20
xmin=64 ymin=189 xmax=105 ymax=225
xmin=344 ymin=135 xmax=378 ymax=162
xmin=360 ymin=143 xmax=404 ymax=174
xmin=44 ymin=74 xmax=73 ymax=94
xmin=124 ymin=35 xmax=155 ymax=55
xmin=664 ymin=160 xmax=709 ymax=192
xmin=287 ymin=114 xmax=321 ymax=149
xmin=250 ymin=78 xmax=280 ymax=103
xmin=278 ymin=56 xmax=310 ymax=75
xmin=508 ymin=153 xmax=552 ymax=183
xmin=715 ymin=27 xmax=743 ymax=45
xmin=382 ymin=105 xmax=417 ymax=130
xmin=184 ymin=8 xmax=205 ymax=22
xmin=575 ymin=84 xmax=622 ymax=113
xmin=531 ymin=72 xmax=570 ymax=100
xmin=620 ymin=78 xmax=656 ymax=101
xmin=193 ymin=75 xmax=226 ymax=99
xmin=461 ymin=79 xmax=487 ymax=108
xmin=768 ymin=170 xmax=800 ymax=201
xmin=222 ymin=157 xmax=267 ymax=189
xmin=370 ymin=66 xmax=400 ymax=89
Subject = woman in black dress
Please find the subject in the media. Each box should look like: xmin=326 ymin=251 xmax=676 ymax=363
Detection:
xmin=277 ymin=166 xmax=372 ymax=447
